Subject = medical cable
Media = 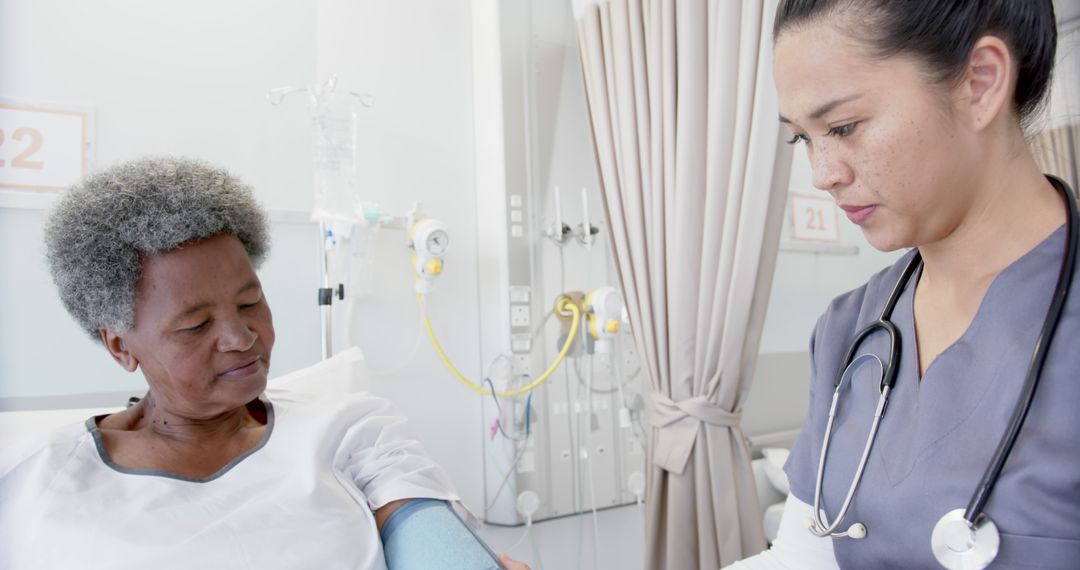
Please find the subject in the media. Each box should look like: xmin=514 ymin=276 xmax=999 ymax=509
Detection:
xmin=484 ymin=434 xmax=532 ymax=513
xmin=529 ymin=527 xmax=546 ymax=570
xmin=561 ymin=369 xmax=585 ymax=570
xmin=507 ymin=525 xmax=532 ymax=554
xmin=484 ymin=378 xmax=534 ymax=442
xmin=572 ymin=367 xmax=584 ymax=570
xmin=562 ymin=356 xmax=582 ymax=517
xmin=554 ymin=246 xmax=585 ymax=569
xmin=421 ymin=293 xmax=580 ymax=397
xmin=583 ymin=350 xmax=603 ymax=569
xmin=571 ymin=319 xmax=587 ymax=570
xmin=614 ymin=334 xmax=629 ymax=420
xmin=572 ymin=353 xmax=638 ymax=395
xmin=530 ymin=309 xmax=555 ymax=343
xmin=581 ymin=239 xmax=601 ymax=569
xmin=482 ymin=386 xmax=535 ymax=514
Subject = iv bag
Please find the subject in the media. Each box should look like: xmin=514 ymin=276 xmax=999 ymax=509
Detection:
xmin=309 ymin=90 xmax=364 ymax=224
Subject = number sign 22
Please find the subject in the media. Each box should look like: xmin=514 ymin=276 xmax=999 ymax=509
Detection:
xmin=0 ymin=102 xmax=89 ymax=192
xmin=0 ymin=127 xmax=46 ymax=170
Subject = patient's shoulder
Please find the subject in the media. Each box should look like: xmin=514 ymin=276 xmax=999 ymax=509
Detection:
xmin=0 ymin=418 xmax=90 ymax=480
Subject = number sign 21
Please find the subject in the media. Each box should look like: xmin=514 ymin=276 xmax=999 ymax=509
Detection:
xmin=791 ymin=194 xmax=839 ymax=242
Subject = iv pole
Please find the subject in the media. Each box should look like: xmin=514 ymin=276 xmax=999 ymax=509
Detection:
xmin=267 ymin=76 xmax=373 ymax=360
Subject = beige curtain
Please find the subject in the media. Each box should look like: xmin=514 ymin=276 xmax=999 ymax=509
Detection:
xmin=1032 ymin=21 xmax=1079 ymax=192
xmin=1031 ymin=125 xmax=1079 ymax=191
xmin=575 ymin=1 xmax=792 ymax=568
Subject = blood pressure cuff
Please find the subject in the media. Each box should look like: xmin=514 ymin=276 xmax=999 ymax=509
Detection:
xmin=380 ymin=499 xmax=504 ymax=570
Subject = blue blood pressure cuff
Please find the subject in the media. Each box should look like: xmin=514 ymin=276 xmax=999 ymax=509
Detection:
xmin=380 ymin=499 xmax=504 ymax=570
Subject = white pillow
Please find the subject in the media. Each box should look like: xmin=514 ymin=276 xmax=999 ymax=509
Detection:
xmin=267 ymin=346 xmax=368 ymax=398
xmin=760 ymin=447 xmax=791 ymax=495
xmin=0 ymin=347 xmax=368 ymax=473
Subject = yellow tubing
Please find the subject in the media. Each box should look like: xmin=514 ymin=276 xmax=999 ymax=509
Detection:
xmin=422 ymin=294 xmax=580 ymax=397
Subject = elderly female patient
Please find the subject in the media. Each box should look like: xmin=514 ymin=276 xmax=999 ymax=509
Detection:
xmin=0 ymin=157 xmax=496 ymax=569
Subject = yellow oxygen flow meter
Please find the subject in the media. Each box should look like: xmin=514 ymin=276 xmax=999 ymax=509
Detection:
xmin=408 ymin=218 xmax=450 ymax=294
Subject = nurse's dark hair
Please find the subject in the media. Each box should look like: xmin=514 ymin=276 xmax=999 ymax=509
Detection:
xmin=773 ymin=0 xmax=1057 ymax=127
xmin=44 ymin=156 xmax=270 ymax=342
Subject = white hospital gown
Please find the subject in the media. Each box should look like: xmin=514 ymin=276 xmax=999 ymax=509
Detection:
xmin=0 ymin=390 xmax=458 ymax=569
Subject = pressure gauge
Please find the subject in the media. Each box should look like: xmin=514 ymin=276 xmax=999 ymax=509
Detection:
xmin=411 ymin=219 xmax=450 ymax=258
xmin=427 ymin=229 xmax=449 ymax=257
xmin=409 ymin=218 xmax=449 ymax=294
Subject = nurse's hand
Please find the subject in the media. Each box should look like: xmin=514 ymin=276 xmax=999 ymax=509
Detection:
xmin=499 ymin=553 xmax=531 ymax=570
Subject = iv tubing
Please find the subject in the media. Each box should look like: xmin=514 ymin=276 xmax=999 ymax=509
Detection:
xmin=421 ymin=294 xmax=581 ymax=397
xmin=584 ymin=353 xmax=602 ymax=562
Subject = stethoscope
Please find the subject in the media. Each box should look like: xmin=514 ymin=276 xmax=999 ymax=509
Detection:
xmin=807 ymin=178 xmax=1079 ymax=570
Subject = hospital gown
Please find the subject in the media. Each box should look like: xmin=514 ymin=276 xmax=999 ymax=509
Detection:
xmin=782 ymin=222 xmax=1080 ymax=568
xmin=0 ymin=390 xmax=457 ymax=569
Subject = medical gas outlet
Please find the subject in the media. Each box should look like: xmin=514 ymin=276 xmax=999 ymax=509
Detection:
xmin=585 ymin=286 xmax=625 ymax=354
xmin=409 ymin=218 xmax=449 ymax=294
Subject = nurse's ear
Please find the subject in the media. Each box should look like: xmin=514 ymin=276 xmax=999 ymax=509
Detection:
xmin=100 ymin=328 xmax=139 ymax=373
xmin=955 ymin=35 xmax=1014 ymax=132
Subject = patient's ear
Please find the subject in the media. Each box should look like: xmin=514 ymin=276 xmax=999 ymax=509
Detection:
xmin=100 ymin=328 xmax=139 ymax=372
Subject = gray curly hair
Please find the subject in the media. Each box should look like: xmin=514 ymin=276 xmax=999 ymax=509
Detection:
xmin=44 ymin=156 xmax=271 ymax=341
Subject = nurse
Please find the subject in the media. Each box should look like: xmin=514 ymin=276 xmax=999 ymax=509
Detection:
xmin=730 ymin=1 xmax=1079 ymax=569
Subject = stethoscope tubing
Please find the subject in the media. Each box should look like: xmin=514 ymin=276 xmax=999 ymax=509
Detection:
xmin=815 ymin=176 xmax=1078 ymax=538
xmin=963 ymin=178 xmax=1079 ymax=524
xmin=812 ymin=366 xmax=889 ymax=537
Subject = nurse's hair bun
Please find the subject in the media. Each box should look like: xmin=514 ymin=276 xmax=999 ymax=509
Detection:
xmin=44 ymin=156 xmax=270 ymax=341
xmin=773 ymin=0 xmax=1057 ymax=129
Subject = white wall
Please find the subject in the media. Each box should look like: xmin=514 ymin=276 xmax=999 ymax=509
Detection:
xmin=0 ymin=0 xmax=320 ymax=402
xmin=313 ymin=0 xmax=488 ymax=511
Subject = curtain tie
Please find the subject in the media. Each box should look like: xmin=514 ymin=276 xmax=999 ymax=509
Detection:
xmin=646 ymin=392 xmax=741 ymax=475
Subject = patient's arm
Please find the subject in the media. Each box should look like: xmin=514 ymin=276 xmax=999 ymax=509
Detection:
xmin=379 ymin=499 xmax=504 ymax=569
xmin=499 ymin=554 xmax=530 ymax=569
xmin=375 ymin=499 xmax=411 ymax=531
xmin=722 ymin=494 xmax=839 ymax=570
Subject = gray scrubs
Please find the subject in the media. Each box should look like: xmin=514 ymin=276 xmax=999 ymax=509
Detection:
xmin=784 ymin=217 xmax=1080 ymax=568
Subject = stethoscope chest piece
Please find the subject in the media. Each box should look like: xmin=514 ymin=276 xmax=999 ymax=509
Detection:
xmin=931 ymin=508 xmax=999 ymax=570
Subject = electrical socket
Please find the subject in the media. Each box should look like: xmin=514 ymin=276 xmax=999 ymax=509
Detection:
xmin=623 ymin=346 xmax=640 ymax=370
xmin=513 ymin=354 xmax=531 ymax=376
xmin=511 ymin=305 xmax=530 ymax=327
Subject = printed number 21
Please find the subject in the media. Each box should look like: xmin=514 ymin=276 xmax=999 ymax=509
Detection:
xmin=805 ymin=207 xmax=825 ymax=231
xmin=0 ymin=127 xmax=46 ymax=170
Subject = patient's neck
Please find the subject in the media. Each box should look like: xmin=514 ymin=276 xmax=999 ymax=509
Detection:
xmin=128 ymin=392 xmax=264 ymax=446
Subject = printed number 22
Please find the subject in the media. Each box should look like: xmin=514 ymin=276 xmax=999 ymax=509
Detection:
xmin=0 ymin=127 xmax=46 ymax=170
xmin=805 ymin=207 xmax=825 ymax=231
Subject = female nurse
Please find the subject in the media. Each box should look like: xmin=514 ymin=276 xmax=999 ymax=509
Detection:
xmin=730 ymin=1 xmax=1079 ymax=569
